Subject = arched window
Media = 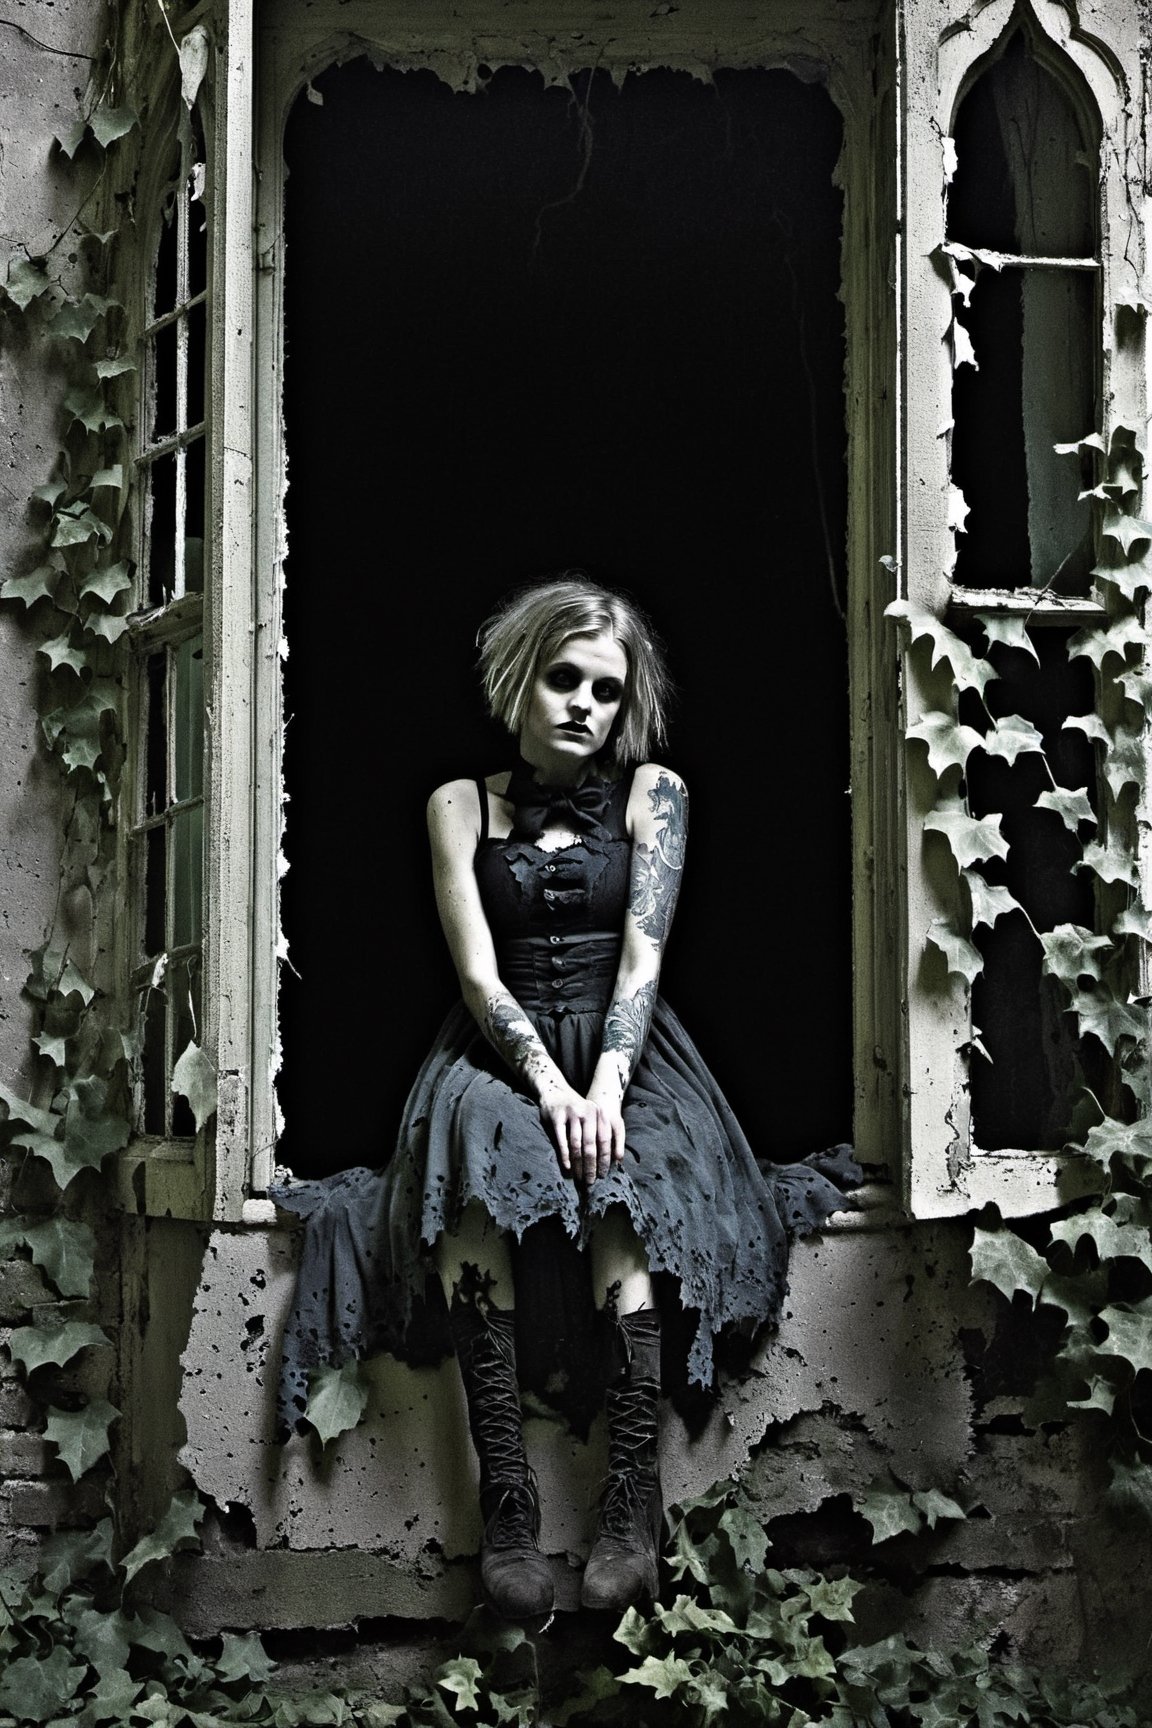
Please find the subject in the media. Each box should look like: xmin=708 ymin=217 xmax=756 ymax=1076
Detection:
xmin=948 ymin=28 xmax=1099 ymax=592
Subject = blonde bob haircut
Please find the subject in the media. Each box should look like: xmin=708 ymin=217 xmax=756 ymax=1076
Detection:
xmin=478 ymin=575 xmax=673 ymax=772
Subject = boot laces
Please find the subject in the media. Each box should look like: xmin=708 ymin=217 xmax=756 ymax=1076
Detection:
xmin=485 ymin=1476 xmax=541 ymax=1549
xmin=598 ymin=1466 xmax=656 ymax=1543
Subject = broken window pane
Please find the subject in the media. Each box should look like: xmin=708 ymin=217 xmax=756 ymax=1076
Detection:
xmin=949 ymin=31 xmax=1096 ymax=259
xmin=952 ymin=267 xmax=1095 ymax=590
xmin=948 ymin=30 xmax=1099 ymax=592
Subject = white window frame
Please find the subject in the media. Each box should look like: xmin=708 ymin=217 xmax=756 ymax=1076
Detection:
xmin=896 ymin=0 xmax=1148 ymax=1218
xmin=121 ymin=0 xmax=1148 ymax=1229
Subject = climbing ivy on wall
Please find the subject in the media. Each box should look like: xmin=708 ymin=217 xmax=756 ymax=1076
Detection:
xmin=888 ymin=320 xmax=1152 ymax=1516
xmin=0 ymin=2 xmax=1150 ymax=1720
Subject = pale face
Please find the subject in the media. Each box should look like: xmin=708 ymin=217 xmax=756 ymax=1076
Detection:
xmin=518 ymin=630 xmax=629 ymax=782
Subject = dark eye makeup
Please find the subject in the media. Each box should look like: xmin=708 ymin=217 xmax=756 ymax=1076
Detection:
xmin=543 ymin=663 xmax=624 ymax=704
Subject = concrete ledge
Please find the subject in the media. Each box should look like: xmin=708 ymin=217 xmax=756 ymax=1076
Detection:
xmin=167 ymin=1549 xmax=585 ymax=1637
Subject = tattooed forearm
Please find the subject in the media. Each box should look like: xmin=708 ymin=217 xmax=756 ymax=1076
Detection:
xmin=485 ymin=991 xmax=552 ymax=1088
xmin=629 ymin=773 xmax=687 ymax=946
xmin=602 ymin=979 xmax=657 ymax=1085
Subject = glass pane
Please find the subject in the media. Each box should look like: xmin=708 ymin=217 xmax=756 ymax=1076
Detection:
xmin=187 ymin=299 xmax=206 ymax=428
xmin=146 ymin=651 xmax=167 ymax=815
xmin=148 ymin=452 xmax=177 ymax=604
xmin=188 ymin=171 xmax=208 ymax=300
xmin=144 ymin=823 xmax=167 ymax=957
xmin=184 ymin=435 xmax=206 ymax=592
xmin=153 ymin=192 xmax=179 ymax=317
xmin=152 ymin=319 xmax=178 ymax=441
xmin=952 ymin=268 xmax=1095 ymax=591
xmin=170 ymin=953 xmax=201 ymax=1138
xmin=140 ymin=984 xmax=168 ymax=1134
xmin=170 ymin=804 xmax=204 ymax=950
xmin=173 ymin=635 xmax=204 ymax=802
xmin=949 ymin=30 xmax=1096 ymax=258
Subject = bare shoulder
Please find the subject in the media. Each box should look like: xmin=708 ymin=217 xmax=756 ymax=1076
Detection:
xmin=427 ymin=777 xmax=482 ymax=844
xmin=626 ymin=762 xmax=689 ymax=837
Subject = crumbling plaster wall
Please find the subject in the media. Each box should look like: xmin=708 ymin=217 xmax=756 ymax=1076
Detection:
xmin=0 ymin=0 xmax=114 ymax=1583
xmin=168 ymin=1209 xmax=1141 ymax=1673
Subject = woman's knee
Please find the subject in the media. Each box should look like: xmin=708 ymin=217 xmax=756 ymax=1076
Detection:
xmin=589 ymin=1205 xmax=654 ymax=1313
xmin=435 ymin=1203 xmax=515 ymax=1305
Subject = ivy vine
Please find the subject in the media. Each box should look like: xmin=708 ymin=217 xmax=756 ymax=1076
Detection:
xmin=0 ymin=6 xmax=1148 ymax=1723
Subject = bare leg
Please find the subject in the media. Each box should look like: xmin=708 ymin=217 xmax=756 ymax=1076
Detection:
xmin=589 ymin=1204 xmax=655 ymax=1314
xmin=436 ymin=1201 xmax=515 ymax=1306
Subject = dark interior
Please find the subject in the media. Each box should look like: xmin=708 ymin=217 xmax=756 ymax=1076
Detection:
xmin=278 ymin=62 xmax=852 ymax=1176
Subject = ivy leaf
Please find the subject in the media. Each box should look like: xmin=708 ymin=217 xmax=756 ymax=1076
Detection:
xmin=911 ymin=1488 xmax=966 ymax=1528
xmin=620 ymin=1656 xmax=696 ymax=1700
xmin=18 ymin=1217 xmax=97 ymax=1297
xmin=79 ymin=560 xmax=133 ymax=604
xmin=976 ymin=613 xmax=1039 ymax=663
xmin=44 ymin=1399 xmax=119 ymax=1480
xmin=90 ymin=461 xmax=126 ymax=489
xmin=1038 ymin=924 xmax=1112 ymax=985
xmin=803 ymin=1574 xmax=861 ymax=1621
xmin=1 ymin=564 xmax=60 ymax=607
xmin=1068 ymin=615 xmax=1149 ymax=667
xmin=963 ymin=873 xmax=1022 ymax=930
xmin=906 ymin=711 xmax=984 ymax=776
xmin=1102 ymin=510 xmax=1152 ymax=556
xmin=1075 ymin=1116 xmax=1152 ymax=1175
xmin=0 ymin=1646 xmax=86 ymax=1721
xmin=89 ymin=103 xmax=139 ymax=148
xmin=1118 ymin=666 xmax=1152 ymax=709
xmin=38 ymin=631 xmax=89 ymax=674
xmin=927 ymin=920 xmax=983 ymax=984
xmin=54 ymin=117 xmax=90 ymax=158
xmin=62 ymin=1090 xmax=131 ymax=1174
xmin=216 ymin=1631 xmax=277 ymax=1685
xmin=718 ymin=1504 xmax=770 ymax=1574
xmin=1114 ymin=907 xmax=1152 ymax=942
xmin=39 ymin=1518 xmax=114 ymax=1594
xmin=884 ymin=600 xmax=996 ymax=696
xmin=1034 ymin=787 xmax=1095 ymax=832
xmin=119 ymin=1490 xmax=204 ymax=1585
xmin=62 ymin=384 xmax=123 ymax=435
xmin=1067 ymin=987 xmax=1145 ymax=1055
xmin=1096 ymin=1301 xmax=1152 ymax=1377
xmin=657 ymin=1595 xmax=740 ymax=1637
xmin=3 ymin=256 xmax=53 ymax=310
xmin=1050 ymin=1209 xmax=1152 ymax=1270
xmin=303 ymin=1360 xmax=371 ymax=1446
xmin=981 ymin=713 xmax=1046 ymax=765
xmin=172 ymin=1040 xmax=217 ymax=1131
xmin=854 ymin=1488 xmax=922 ymax=1543
xmin=1103 ymin=725 xmax=1145 ymax=800
xmin=84 ymin=610 xmax=131 ymax=645
xmin=1053 ymin=431 xmax=1107 ymax=457
xmin=51 ymin=505 xmax=112 ymax=549
xmin=81 ymin=1665 xmax=143 ymax=1721
xmin=924 ymin=806 xmax=1009 ymax=868
xmin=46 ymin=294 xmax=108 ymax=344
xmin=1077 ymin=840 xmax=1140 ymax=887
xmin=7 ymin=1318 xmax=110 ymax=1375
xmin=1091 ymin=555 xmax=1152 ymax=602
xmin=969 ymin=1225 xmax=1049 ymax=1304
xmin=437 ymin=1657 xmax=484 ymax=1713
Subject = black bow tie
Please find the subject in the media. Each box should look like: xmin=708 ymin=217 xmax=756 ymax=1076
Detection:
xmin=506 ymin=763 xmax=613 ymax=840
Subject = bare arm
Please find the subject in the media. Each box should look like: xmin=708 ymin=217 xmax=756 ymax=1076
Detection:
xmin=427 ymin=780 xmax=617 ymax=1180
xmin=586 ymin=765 xmax=688 ymax=1154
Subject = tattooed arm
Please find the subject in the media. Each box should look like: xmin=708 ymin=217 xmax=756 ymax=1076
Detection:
xmin=427 ymin=779 xmax=616 ymax=1182
xmin=585 ymin=765 xmax=688 ymax=1166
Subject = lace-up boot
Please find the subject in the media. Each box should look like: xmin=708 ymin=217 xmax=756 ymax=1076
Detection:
xmin=581 ymin=1306 xmax=663 ymax=1612
xmin=448 ymin=1289 xmax=555 ymax=1620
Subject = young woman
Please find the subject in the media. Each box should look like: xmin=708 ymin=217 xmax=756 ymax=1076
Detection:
xmin=275 ymin=576 xmax=857 ymax=1621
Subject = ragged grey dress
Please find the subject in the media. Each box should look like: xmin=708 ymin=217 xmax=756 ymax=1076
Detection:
xmin=273 ymin=763 xmax=859 ymax=1436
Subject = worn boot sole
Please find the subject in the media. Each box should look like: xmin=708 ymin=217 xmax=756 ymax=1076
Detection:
xmin=482 ymin=1550 xmax=555 ymax=1619
xmin=580 ymin=1535 xmax=659 ymax=1612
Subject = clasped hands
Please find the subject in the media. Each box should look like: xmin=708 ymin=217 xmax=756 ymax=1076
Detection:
xmin=538 ymin=1076 xmax=625 ymax=1188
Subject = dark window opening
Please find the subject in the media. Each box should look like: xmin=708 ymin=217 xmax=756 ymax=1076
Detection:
xmin=961 ymin=631 xmax=1103 ymax=1149
xmin=948 ymin=30 xmax=1099 ymax=593
xmin=278 ymin=62 xmax=851 ymax=1176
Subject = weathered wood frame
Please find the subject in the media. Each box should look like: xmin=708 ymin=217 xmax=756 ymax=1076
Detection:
xmin=896 ymin=0 xmax=1148 ymax=1217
